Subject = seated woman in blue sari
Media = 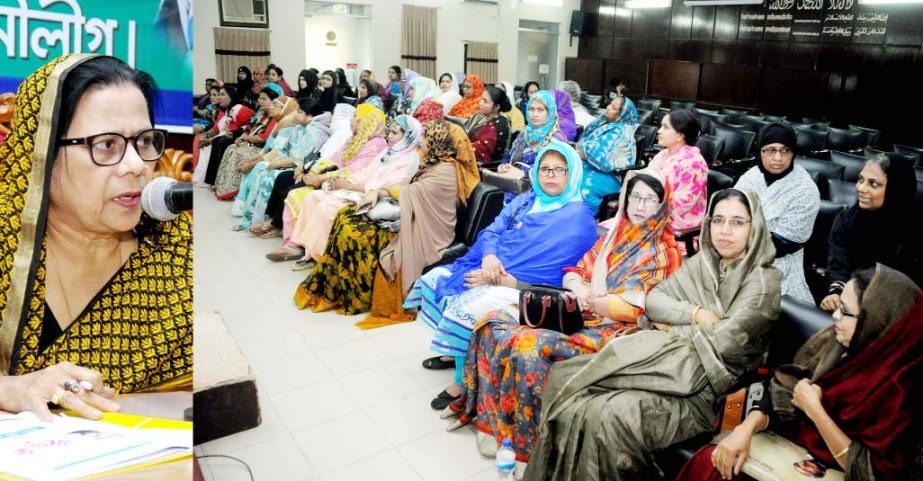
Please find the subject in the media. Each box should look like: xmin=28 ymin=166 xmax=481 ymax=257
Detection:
xmin=576 ymin=95 xmax=639 ymax=211
xmin=404 ymin=139 xmax=599 ymax=409
xmin=496 ymin=90 xmax=566 ymax=203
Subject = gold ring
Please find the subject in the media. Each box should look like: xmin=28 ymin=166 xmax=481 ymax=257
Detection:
xmin=50 ymin=389 xmax=66 ymax=406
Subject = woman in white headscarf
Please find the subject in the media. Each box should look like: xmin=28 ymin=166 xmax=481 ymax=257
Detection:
xmin=434 ymin=72 xmax=462 ymax=116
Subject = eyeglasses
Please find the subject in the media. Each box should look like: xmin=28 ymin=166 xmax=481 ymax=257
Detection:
xmin=628 ymin=193 xmax=660 ymax=207
xmin=760 ymin=147 xmax=793 ymax=157
xmin=538 ymin=167 xmax=568 ymax=178
xmin=708 ymin=216 xmax=752 ymax=228
xmin=57 ymin=128 xmax=168 ymax=166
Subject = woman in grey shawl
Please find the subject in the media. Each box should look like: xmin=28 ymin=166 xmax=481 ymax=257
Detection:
xmin=735 ymin=123 xmax=819 ymax=304
xmin=524 ymin=189 xmax=782 ymax=481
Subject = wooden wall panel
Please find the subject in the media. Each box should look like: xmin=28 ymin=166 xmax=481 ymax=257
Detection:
xmin=650 ymin=60 xmax=699 ymax=99
xmin=700 ymin=64 xmax=759 ymax=107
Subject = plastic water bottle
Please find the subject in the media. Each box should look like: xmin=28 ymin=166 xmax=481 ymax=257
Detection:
xmin=496 ymin=438 xmax=515 ymax=480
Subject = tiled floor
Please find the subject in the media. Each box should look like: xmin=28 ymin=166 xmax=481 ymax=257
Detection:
xmin=194 ymin=187 xmax=498 ymax=481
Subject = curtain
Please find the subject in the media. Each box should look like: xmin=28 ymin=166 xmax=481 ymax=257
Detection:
xmin=465 ymin=41 xmax=498 ymax=85
xmin=213 ymin=27 xmax=271 ymax=83
xmin=401 ymin=5 xmax=437 ymax=79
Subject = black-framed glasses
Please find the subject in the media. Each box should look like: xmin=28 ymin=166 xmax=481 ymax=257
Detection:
xmin=628 ymin=193 xmax=660 ymax=207
xmin=538 ymin=167 xmax=568 ymax=178
xmin=761 ymin=147 xmax=793 ymax=157
xmin=57 ymin=128 xmax=168 ymax=166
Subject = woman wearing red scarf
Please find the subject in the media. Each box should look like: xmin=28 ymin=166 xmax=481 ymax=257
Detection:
xmin=677 ymin=263 xmax=922 ymax=481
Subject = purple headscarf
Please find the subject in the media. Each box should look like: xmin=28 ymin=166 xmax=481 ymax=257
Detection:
xmin=553 ymin=89 xmax=578 ymax=142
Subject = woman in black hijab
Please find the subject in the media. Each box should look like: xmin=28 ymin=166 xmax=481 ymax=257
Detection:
xmin=236 ymin=66 xmax=256 ymax=108
xmin=296 ymin=69 xmax=320 ymax=100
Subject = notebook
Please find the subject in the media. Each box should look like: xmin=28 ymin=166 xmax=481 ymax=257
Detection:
xmin=743 ymin=432 xmax=845 ymax=481
xmin=0 ymin=411 xmax=191 ymax=481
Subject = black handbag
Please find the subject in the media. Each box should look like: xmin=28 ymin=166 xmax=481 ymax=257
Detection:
xmin=518 ymin=284 xmax=584 ymax=335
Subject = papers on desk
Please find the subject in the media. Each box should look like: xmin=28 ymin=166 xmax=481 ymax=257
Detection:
xmin=0 ymin=411 xmax=191 ymax=481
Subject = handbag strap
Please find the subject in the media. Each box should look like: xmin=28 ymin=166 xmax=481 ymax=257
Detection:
xmin=522 ymin=293 xmax=552 ymax=328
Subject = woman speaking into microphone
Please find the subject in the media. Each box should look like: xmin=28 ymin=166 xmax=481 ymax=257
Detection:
xmin=0 ymin=55 xmax=192 ymax=421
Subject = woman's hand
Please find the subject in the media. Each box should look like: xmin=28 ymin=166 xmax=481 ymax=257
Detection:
xmin=481 ymin=255 xmax=506 ymax=285
xmin=238 ymin=159 xmax=256 ymax=173
xmin=463 ymin=269 xmax=488 ymax=289
xmin=193 ymin=125 xmax=205 ymax=135
xmin=820 ymin=294 xmax=841 ymax=312
xmin=695 ymin=308 xmax=721 ymax=324
xmin=792 ymin=379 xmax=824 ymax=420
xmin=356 ymin=190 xmax=380 ymax=211
xmin=504 ymin=168 xmax=525 ymax=179
xmin=498 ymin=273 xmax=518 ymax=289
xmin=712 ymin=425 xmax=754 ymax=480
xmin=293 ymin=169 xmax=305 ymax=184
xmin=497 ymin=164 xmax=511 ymax=174
xmin=198 ymin=137 xmax=211 ymax=147
xmin=0 ymin=362 xmax=120 ymax=422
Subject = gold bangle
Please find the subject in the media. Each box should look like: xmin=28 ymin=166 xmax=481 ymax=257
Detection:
xmin=692 ymin=306 xmax=702 ymax=324
xmin=832 ymin=445 xmax=849 ymax=459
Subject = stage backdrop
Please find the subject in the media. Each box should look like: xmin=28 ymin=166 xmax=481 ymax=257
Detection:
xmin=0 ymin=0 xmax=192 ymax=131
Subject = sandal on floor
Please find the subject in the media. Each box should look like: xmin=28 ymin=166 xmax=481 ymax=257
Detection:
xmin=248 ymin=222 xmax=272 ymax=236
xmin=266 ymin=247 xmax=304 ymax=262
xmin=231 ymin=222 xmax=250 ymax=231
xmin=431 ymin=389 xmax=461 ymax=410
xmin=260 ymin=228 xmax=282 ymax=239
xmin=291 ymin=258 xmax=316 ymax=271
xmin=422 ymin=356 xmax=455 ymax=370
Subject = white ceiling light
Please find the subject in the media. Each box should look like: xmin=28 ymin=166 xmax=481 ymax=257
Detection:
xmin=626 ymin=0 xmax=670 ymax=7
xmin=522 ymin=0 xmax=564 ymax=6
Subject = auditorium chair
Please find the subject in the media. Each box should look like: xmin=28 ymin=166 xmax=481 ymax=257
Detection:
xmin=795 ymin=156 xmax=845 ymax=199
xmin=794 ymin=126 xmax=827 ymax=156
xmin=719 ymin=107 xmax=748 ymax=123
xmin=636 ymin=109 xmax=654 ymax=126
xmin=636 ymin=124 xmax=658 ymax=152
xmin=656 ymin=296 xmax=833 ymax=478
xmin=829 ymin=150 xmax=866 ymax=182
xmin=848 ymin=125 xmax=880 ymax=148
xmin=738 ymin=115 xmax=769 ymax=135
xmin=865 ymin=147 xmax=914 ymax=165
xmin=480 ymin=168 xmax=530 ymax=195
xmin=802 ymin=117 xmax=831 ymax=130
xmin=826 ymin=127 xmax=864 ymax=153
xmin=695 ymin=135 xmax=725 ymax=167
xmin=826 ymin=178 xmax=857 ymax=206
xmin=712 ymin=124 xmax=755 ymax=166
xmin=445 ymin=115 xmax=466 ymax=130
xmin=894 ymin=144 xmax=923 ymax=167
xmin=804 ymin=200 xmax=848 ymax=301
xmin=693 ymin=109 xmax=727 ymax=135
xmin=637 ymin=98 xmax=661 ymax=113
xmin=654 ymin=107 xmax=670 ymax=126
xmin=422 ymin=182 xmax=505 ymax=274
xmin=670 ymin=100 xmax=695 ymax=111
xmin=761 ymin=114 xmax=786 ymax=123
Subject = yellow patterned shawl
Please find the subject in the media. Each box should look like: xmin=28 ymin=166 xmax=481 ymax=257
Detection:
xmin=0 ymin=55 xmax=192 ymax=393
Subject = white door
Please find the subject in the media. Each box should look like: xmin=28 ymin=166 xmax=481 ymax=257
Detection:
xmin=516 ymin=21 xmax=559 ymax=89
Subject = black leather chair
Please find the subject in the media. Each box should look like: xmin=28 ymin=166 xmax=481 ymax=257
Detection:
xmin=656 ymin=296 xmax=833 ymax=477
xmin=865 ymin=147 xmax=914 ymax=165
xmin=694 ymin=109 xmax=727 ymax=135
xmin=795 ymin=156 xmax=845 ymax=199
xmin=827 ymin=178 xmax=857 ymax=205
xmin=671 ymin=100 xmax=696 ymax=111
xmin=894 ymin=144 xmax=923 ymax=167
xmin=826 ymin=127 xmax=864 ymax=153
xmin=423 ymin=183 xmax=505 ymax=273
xmin=802 ymin=117 xmax=831 ymax=130
xmin=719 ymin=107 xmax=747 ymax=123
xmin=794 ymin=126 xmax=827 ymax=156
xmin=849 ymin=125 xmax=880 ymax=148
xmin=445 ymin=115 xmax=466 ymax=130
xmin=829 ymin=150 xmax=866 ymax=182
xmin=637 ymin=98 xmax=661 ymax=113
xmin=636 ymin=124 xmax=658 ymax=151
xmin=707 ymin=169 xmax=735 ymax=196
xmin=738 ymin=115 xmax=769 ymax=135
xmin=695 ymin=135 xmax=725 ymax=167
xmin=636 ymin=109 xmax=654 ymax=126
xmin=712 ymin=124 xmax=755 ymax=164
xmin=761 ymin=114 xmax=786 ymax=123
xmin=805 ymin=201 xmax=848 ymax=301
xmin=480 ymin=169 xmax=530 ymax=195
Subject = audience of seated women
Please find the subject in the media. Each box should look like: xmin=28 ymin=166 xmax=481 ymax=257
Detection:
xmin=735 ymin=123 xmax=820 ymax=304
xmin=677 ymin=264 xmax=921 ymax=481
xmin=441 ymin=166 xmax=681 ymax=468
xmin=576 ymin=95 xmax=638 ymax=211
xmin=449 ymin=75 xmax=485 ymax=120
xmin=193 ymin=86 xmax=252 ymax=185
xmin=464 ymin=85 xmax=512 ymax=164
xmin=293 ymin=120 xmax=469 ymax=315
xmin=524 ymin=189 xmax=781 ymax=481
xmin=821 ymin=154 xmax=920 ymax=311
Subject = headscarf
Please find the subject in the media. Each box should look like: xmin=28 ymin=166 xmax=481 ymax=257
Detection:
xmin=417 ymin=120 xmax=456 ymax=173
xmin=434 ymin=73 xmax=462 ymax=115
xmin=408 ymin=76 xmax=440 ymax=114
xmin=448 ymin=74 xmax=485 ymax=119
xmin=0 ymin=54 xmax=192 ymax=390
xmin=342 ymin=104 xmax=386 ymax=162
xmin=757 ymin=122 xmax=797 ymax=186
xmin=296 ymin=69 xmax=318 ymax=100
xmin=383 ymin=115 xmax=423 ymax=162
xmin=319 ymin=103 xmax=356 ymax=159
xmin=577 ymin=97 xmax=638 ymax=172
xmin=771 ymin=264 xmax=921 ymax=477
xmin=447 ymin=122 xmax=480 ymax=204
xmin=262 ymin=82 xmax=284 ymax=98
xmin=498 ymin=81 xmax=516 ymax=108
xmin=236 ymin=66 xmax=254 ymax=100
xmin=529 ymin=139 xmax=584 ymax=215
xmin=267 ymin=96 xmax=298 ymax=136
xmin=413 ymin=98 xmax=445 ymax=125
xmin=362 ymin=95 xmax=385 ymax=112
xmin=573 ymin=167 xmax=681 ymax=307
xmin=552 ymin=89 xmax=577 ymax=142
xmin=523 ymin=90 xmax=560 ymax=150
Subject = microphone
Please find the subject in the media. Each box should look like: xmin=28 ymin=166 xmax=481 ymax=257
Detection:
xmin=141 ymin=177 xmax=192 ymax=221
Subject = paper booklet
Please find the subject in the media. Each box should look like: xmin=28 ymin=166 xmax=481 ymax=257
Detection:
xmin=742 ymin=431 xmax=845 ymax=481
xmin=0 ymin=411 xmax=191 ymax=481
